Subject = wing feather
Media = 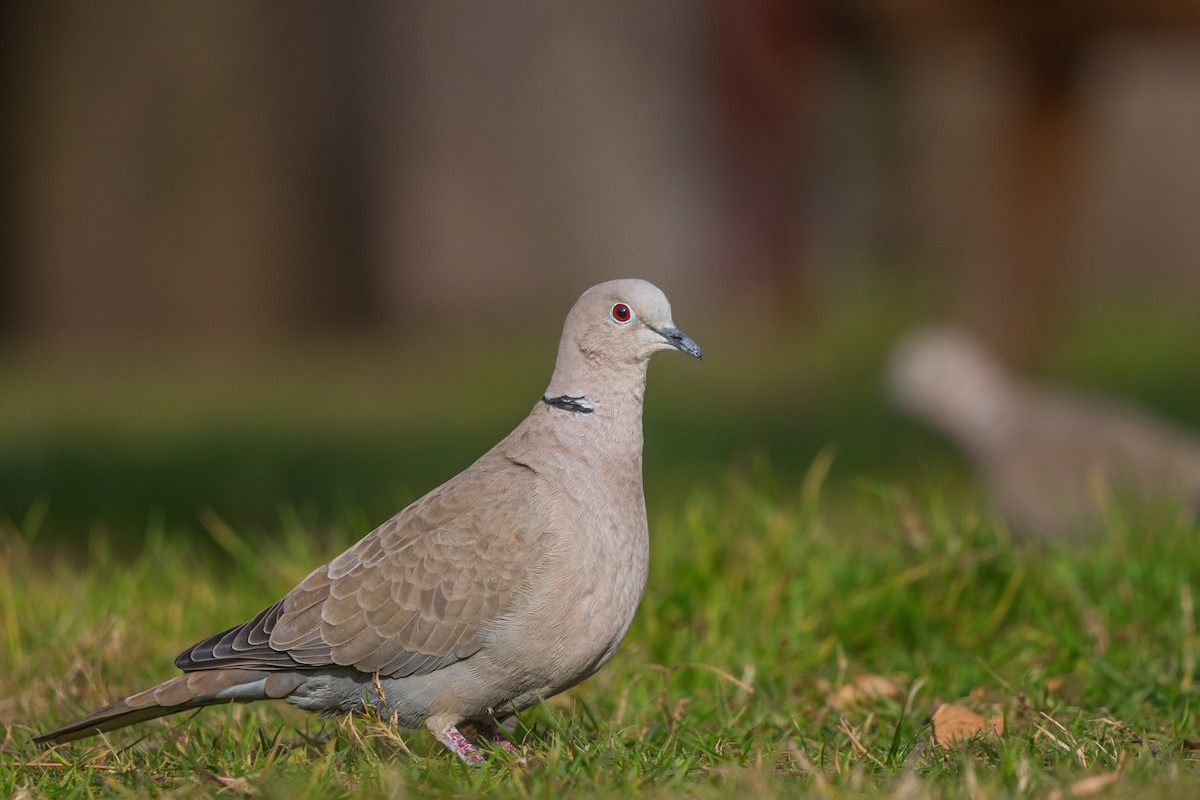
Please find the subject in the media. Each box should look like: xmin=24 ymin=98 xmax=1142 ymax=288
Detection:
xmin=175 ymin=458 xmax=546 ymax=678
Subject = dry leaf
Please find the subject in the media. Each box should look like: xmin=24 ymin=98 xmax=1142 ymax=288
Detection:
xmin=825 ymin=674 xmax=901 ymax=709
xmin=1066 ymin=772 xmax=1120 ymax=797
xmin=930 ymin=700 xmax=1003 ymax=747
xmin=197 ymin=769 xmax=260 ymax=796
xmin=1044 ymin=676 xmax=1067 ymax=694
xmin=1044 ymin=771 xmax=1120 ymax=800
xmin=855 ymin=674 xmax=902 ymax=699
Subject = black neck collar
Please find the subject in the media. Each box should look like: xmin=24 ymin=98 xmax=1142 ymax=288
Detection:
xmin=542 ymin=394 xmax=594 ymax=414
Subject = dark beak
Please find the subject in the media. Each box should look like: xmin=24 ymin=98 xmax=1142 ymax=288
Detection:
xmin=657 ymin=326 xmax=702 ymax=360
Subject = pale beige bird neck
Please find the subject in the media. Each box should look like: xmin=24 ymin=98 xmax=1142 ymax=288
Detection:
xmin=544 ymin=347 xmax=651 ymax=412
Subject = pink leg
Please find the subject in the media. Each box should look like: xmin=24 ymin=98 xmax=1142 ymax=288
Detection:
xmin=433 ymin=726 xmax=485 ymax=765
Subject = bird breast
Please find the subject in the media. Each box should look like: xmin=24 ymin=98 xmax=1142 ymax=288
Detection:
xmin=481 ymin=468 xmax=650 ymax=699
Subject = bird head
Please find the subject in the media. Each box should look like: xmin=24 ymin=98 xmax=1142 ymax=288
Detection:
xmin=545 ymin=279 xmax=701 ymax=401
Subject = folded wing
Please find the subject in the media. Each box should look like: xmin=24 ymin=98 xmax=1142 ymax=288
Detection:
xmin=176 ymin=461 xmax=545 ymax=679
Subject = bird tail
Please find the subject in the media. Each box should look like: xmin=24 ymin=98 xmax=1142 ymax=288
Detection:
xmin=34 ymin=668 xmax=303 ymax=745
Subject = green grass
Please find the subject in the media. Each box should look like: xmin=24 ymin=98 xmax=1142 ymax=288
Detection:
xmin=3 ymin=456 xmax=1199 ymax=798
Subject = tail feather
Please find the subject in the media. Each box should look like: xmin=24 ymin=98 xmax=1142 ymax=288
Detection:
xmin=34 ymin=668 xmax=297 ymax=745
xmin=33 ymin=700 xmax=199 ymax=745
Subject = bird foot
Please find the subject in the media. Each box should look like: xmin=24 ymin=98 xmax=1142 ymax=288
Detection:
xmin=433 ymin=726 xmax=486 ymax=765
xmin=433 ymin=720 xmax=524 ymax=765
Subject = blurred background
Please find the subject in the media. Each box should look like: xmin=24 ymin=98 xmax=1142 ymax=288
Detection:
xmin=4 ymin=0 xmax=1200 ymax=550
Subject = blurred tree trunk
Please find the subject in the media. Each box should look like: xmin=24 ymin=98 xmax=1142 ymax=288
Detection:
xmin=714 ymin=0 xmax=815 ymax=321
xmin=844 ymin=0 xmax=1200 ymax=364
xmin=4 ymin=1 xmax=377 ymax=353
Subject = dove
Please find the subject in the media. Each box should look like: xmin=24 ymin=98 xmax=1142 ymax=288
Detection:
xmin=34 ymin=278 xmax=701 ymax=764
xmin=888 ymin=326 xmax=1200 ymax=538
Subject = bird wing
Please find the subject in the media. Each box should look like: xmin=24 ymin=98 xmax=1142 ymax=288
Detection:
xmin=176 ymin=458 xmax=549 ymax=678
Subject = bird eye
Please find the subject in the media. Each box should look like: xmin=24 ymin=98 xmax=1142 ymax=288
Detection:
xmin=611 ymin=303 xmax=633 ymax=324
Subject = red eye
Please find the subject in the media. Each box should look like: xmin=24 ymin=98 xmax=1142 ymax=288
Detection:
xmin=611 ymin=303 xmax=633 ymax=324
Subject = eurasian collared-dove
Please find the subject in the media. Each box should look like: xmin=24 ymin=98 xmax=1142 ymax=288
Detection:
xmin=888 ymin=327 xmax=1200 ymax=538
xmin=35 ymin=279 xmax=701 ymax=764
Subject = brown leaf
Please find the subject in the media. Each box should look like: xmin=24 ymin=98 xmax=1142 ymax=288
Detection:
xmin=930 ymin=700 xmax=1004 ymax=747
xmin=1044 ymin=771 xmax=1120 ymax=800
xmin=1066 ymin=773 xmax=1120 ymax=797
xmin=197 ymin=769 xmax=260 ymax=796
xmin=825 ymin=674 xmax=902 ymax=709
xmin=1044 ymin=676 xmax=1067 ymax=694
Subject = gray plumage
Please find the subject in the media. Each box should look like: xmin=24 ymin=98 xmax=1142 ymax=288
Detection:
xmin=888 ymin=326 xmax=1200 ymax=538
xmin=35 ymin=279 xmax=701 ymax=763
